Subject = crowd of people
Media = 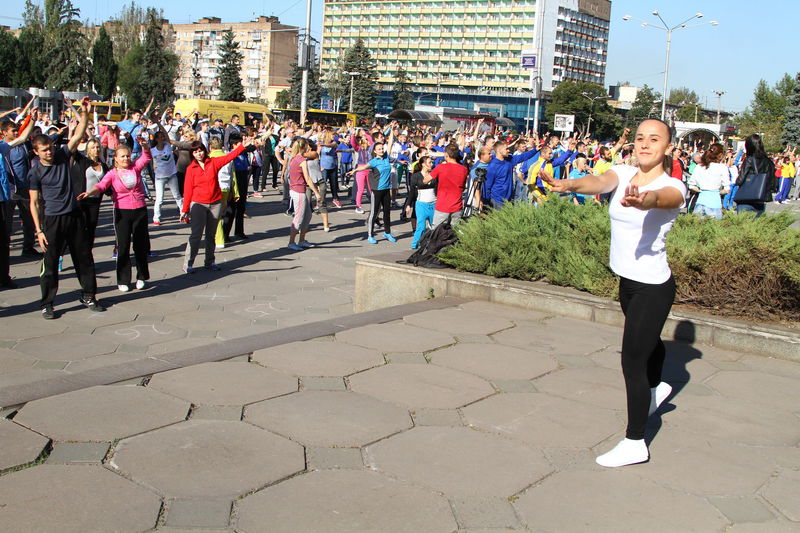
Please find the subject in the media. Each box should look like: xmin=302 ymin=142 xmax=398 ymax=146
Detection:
xmin=1 ymin=91 xmax=797 ymax=471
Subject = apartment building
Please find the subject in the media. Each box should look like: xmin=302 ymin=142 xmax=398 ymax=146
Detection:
xmin=321 ymin=0 xmax=611 ymax=126
xmin=170 ymin=16 xmax=298 ymax=105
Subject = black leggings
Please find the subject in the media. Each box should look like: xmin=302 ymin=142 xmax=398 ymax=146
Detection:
xmin=367 ymin=189 xmax=391 ymax=237
xmin=114 ymin=206 xmax=150 ymax=286
xmin=619 ymin=275 xmax=676 ymax=440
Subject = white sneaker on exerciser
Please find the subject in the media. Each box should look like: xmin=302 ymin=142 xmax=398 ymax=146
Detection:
xmin=135 ymin=280 xmax=146 ymax=290
xmin=118 ymin=284 xmax=130 ymax=292
xmin=649 ymin=382 xmax=672 ymax=416
xmin=596 ymin=438 xmax=649 ymax=468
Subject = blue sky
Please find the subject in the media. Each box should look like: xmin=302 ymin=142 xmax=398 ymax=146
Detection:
xmin=5 ymin=0 xmax=797 ymax=112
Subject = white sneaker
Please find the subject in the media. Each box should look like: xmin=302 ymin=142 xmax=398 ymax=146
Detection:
xmin=596 ymin=438 xmax=649 ymax=468
xmin=299 ymin=240 xmax=315 ymax=248
xmin=118 ymin=284 xmax=130 ymax=292
xmin=216 ymin=243 xmax=225 ymax=250
xmin=649 ymin=382 xmax=672 ymax=416
xmin=354 ymin=207 xmax=364 ymax=214
xmin=135 ymin=280 xmax=146 ymax=290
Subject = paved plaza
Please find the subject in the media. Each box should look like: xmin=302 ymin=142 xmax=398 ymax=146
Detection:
xmin=1 ymin=189 xmax=799 ymax=532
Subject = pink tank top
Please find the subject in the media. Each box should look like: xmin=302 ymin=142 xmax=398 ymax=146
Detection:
xmin=289 ymin=155 xmax=306 ymax=193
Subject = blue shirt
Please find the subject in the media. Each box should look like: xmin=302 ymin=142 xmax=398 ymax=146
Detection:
xmin=369 ymin=157 xmax=392 ymax=190
xmin=118 ymin=119 xmax=143 ymax=153
xmin=320 ymin=145 xmax=337 ymax=170
xmin=482 ymin=148 xmax=540 ymax=207
xmin=0 ymin=141 xmax=30 ymax=192
xmin=568 ymin=168 xmax=590 ymax=200
xmin=0 ymin=153 xmax=11 ymax=202
xmin=336 ymin=142 xmax=352 ymax=164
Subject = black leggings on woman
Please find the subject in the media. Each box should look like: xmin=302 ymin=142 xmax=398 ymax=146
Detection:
xmin=619 ymin=275 xmax=675 ymax=440
xmin=367 ymin=188 xmax=391 ymax=238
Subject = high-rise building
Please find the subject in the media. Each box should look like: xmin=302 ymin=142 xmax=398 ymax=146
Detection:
xmin=321 ymin=0 xmax=611 ymax=127
xmin=169 ymin=16 xmax=298 ymax=105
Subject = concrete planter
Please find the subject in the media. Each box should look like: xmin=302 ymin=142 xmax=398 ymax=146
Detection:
xmin=355 ymin=251 xmax=800 ymax=362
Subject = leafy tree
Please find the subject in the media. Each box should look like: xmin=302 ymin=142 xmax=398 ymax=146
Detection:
xmin=43 ymin=0 xmax=91 ymax=91
xmin=217 ymin=28 xmax=245 ymax=102
xmin=91 ymin=26 xmax=118 ymax=100
xmin=138 ymin=8 xmax=177 ymax=107
xmin=341 ymin=38 xmax=378 ymax=118
xmin=737 ymin=73 xmax=797 ymax=152
xmin=675 ymin=104 xmax=702 ymax=122
xmin=13 ymin=27 xmax=45 ymax=88
xmin=117 ymin=43 xmax=146 ymax=109
xmin=274 ymin=90 xmax=291 ymax=109
xmin=106 ymin=1 xmax=148 ymax=63
xmin=627 ymin=85 xmax=660 ymax=124
xmin=781 ymin=72 xmax=800 ymax=147
xmin=0 ymin=31 xmax=17 ymax=84
xmin=668 ymin=87 xmax=699 ymax=105
xmin=288 ymin=61 xmax=322 ymax=109
xmin=545 ymin=81 xmax=620 ymax=139
xmin=22 ymin=0 xmax=44 ymax=29
xmin=321 ymin=60 xmax=347 ymax=112
xmin=392 ymin=67 xmax=415 ymax=110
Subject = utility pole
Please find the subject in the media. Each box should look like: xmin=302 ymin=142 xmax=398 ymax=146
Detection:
xmin=299 ymin=0 xmax=312 ymax=125
xmin=347 ymin=71 xmax=360 ymax=112
xmin=713 ymin=90 xmax=726 ymax=124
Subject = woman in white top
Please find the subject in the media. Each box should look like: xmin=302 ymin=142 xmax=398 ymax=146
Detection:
xmin=542 ymin=118 xmax=687 ymax=468
xmin=687 ymin=143 xmax=729 ymax=219
xmin=150 ymin=130 xmax=183 ymax=225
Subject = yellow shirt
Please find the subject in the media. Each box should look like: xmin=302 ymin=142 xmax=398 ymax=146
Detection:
xmin=782 ymin=163 xmax=795 ymax=178
xmin=527 ymin=160 xmax=554 ymax=204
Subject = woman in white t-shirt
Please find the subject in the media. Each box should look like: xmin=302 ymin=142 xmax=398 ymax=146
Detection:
xmin=542 ymin=118 xmax=687 ymax=468
xmin=687 ymin=143 xmax=729 ymax=219
xmin=150 ymin=130 xmax=183 ymax=225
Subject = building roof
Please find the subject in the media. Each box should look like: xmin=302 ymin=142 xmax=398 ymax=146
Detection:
xmin=388 ymin=109 xmax=443 ymax=125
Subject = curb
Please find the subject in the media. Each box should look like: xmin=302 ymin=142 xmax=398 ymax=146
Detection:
xmin=355 ymin=252 xmax=800 ymax=362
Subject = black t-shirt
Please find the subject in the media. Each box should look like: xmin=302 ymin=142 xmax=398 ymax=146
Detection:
xmin=28 ymin=146 xmax=78 ymax=216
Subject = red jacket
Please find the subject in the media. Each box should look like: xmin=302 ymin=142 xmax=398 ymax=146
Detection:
xmin=182 ymin=144 xmax=245 ymax=213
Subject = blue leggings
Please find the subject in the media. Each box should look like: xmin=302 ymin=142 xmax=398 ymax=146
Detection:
xmin=412 ymin=201 xmax=436 ymax=248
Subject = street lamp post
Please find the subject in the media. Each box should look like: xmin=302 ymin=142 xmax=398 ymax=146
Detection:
xmin=580 ymin=91 xmax=605 ymax=137
xmin=347 ymin=71 xmax=360 ymax=113
xmin=712 ymin=90 xmax=726 ymax=124
xmin=622 ymin=11 xmax=718 ymax=121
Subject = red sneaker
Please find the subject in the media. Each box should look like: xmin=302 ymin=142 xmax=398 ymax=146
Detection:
xmin=333 ymin=199 xmax=342 ymax=208
xmin=153 ymin=221 xmax=161 ymax=226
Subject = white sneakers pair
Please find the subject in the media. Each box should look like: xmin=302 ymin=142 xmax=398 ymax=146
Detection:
xmin=118 ymin=280 xmax=146 ymax=292
xmin=596 ymin=382 xmax=672 ymax=468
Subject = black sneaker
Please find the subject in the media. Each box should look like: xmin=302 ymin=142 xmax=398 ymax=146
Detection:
xmin=80 ymin=297 xmax=106 ymax=312
xmin=41 ymin=305 xmax=55 ymax=319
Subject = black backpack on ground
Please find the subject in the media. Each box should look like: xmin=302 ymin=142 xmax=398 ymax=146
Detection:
xmin=406 ymin=223 xmax=458 ymax=268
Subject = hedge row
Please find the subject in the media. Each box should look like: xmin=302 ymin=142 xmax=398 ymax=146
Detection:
xmin=438 ymin=200 xmax=800 ymax=321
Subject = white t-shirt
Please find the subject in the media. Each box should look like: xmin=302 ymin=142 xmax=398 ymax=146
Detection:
xmin=150 ymin=145 xmax=178 ymax=179
xmin=688 ymin=162 xmax=728 ymax=191
xmin=608 ymin=165 xmax=687 ymax=285
xmin=306 ymin=158 xmax=323 ymax=184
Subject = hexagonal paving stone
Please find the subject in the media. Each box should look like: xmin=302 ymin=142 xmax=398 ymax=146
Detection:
xmin=534 ymin=366 xmax=626 ymax=410
xmin=706 ymin=371 xmax=799 ymax=410
xmin=111 ymin=420 xmax=304 ymax=498
xmin=0 ymin=419 xmax=49 ymax=470
xmin=246 ymin=391 xmax=412 ymax=447
xmin=493 ymin=317 xmax=621 ymax=355
xmin=14 ymin=333 xmax=118 ymax=361
xmin=514 ymin=470 xmax=728 ymax=532
xmin=252 ymin=340 xmax=384 ymax=376
xmin=349 ymin=364 xmax=495 ymax=409
xmin=237 ymin=469 xmax=457 ymax=533
xmin=761 ymin=469 xmax=800 ymax=521
xmin=727 ymin=524 xmax=800 ymax=533
xmin=0 ymin=315 xmax=68 ymax=341
xmin=590 ymin=343 xmax=720 ymax=384
xmin=162 ymin=310 xmax=251 ymax=331
xmin=462 ymin=393 xmax=620 ymax=448
xmin=367 ymin=426 xmax=551 ymax=498
xmin=92 ymin=321 xmax=188 ymax=346
xmin=403 ymin=308 xmax=513 ymax=335
xmin=430 ymin=343 xmax=559 ymax=380
xmin=458 ymin=300 xmax=552 ymax=322
xmin=636 ymin=429 xmax=777 ymax=496
xmin=663 ymin=394 xmax=800 ymax=447
xmin=58 ymin=308 xmax=139 ymax=329
xmin=14 ymin=385 xmax=190 ymax=441
xmin=336 ymin=322 xmax=455 ymax=353
xmin=0 ymin=465 xmax=161 ymax=533
xmin=148 ymin=362 xmax=297 ymax=406
xmin=0 ymin=348 xmax=37 ymax=373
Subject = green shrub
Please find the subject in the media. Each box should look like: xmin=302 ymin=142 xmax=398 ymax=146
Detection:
xmin=439 ymin=199 xmax=800 ymax=320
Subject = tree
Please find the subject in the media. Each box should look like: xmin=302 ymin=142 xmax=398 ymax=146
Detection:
xmin=288 ymin=61 xmax=322 ymax=109
xmin=138 ymin=8 xmax=178 ymax=107
xmin=43 ymin=0 xmax=91 ymax=91
xmin=117 ymin=43 xmax=146 ymax=109
xmin=782 ymin=72 xmax=800 ymax=147
xmin=14 ymin=27 xmax=46 ymax=88
xmin=341 ymin=38 xmax=378 ymax=118
xmin=737 ymin=73 xmax=797 ymax=152
xmin=668 ymin=87 xmax=699 ymax=106
xmin=545 ymin=81 xmax=620 ymax=139
xmin=0 ymin=31 xmax=17 ymax=84
xmin=321 ymin=60 xmax=347 ymax=112
xmin=91 ymin=26 xmax=118 ymax=100
xmin=392 ymin=67 xmax=414 ymax=110
xmin=627 ymin=85 xmax=661 ymax=124
xmin=106 ymin=1 xmax=147 ymax=63
xmin=274 ymin=90 xmax=291 ymax=109
xmin=217 ymin=28 xmax=245 ymax=102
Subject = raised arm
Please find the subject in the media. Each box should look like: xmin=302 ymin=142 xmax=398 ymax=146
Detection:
xmin=67 ymin=98 xmax=92 ymax=153
xmin=541 ymin=167 xmax=620 ymax=196
xmin=611 ymin=128 xmax=630 ymax=155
